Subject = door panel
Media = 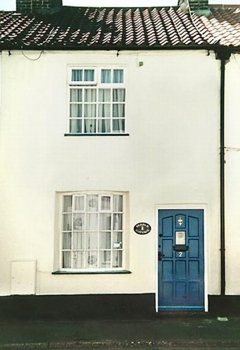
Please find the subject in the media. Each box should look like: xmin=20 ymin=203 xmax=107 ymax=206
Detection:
xmin=158 ymin=209 xmax=204 ymax=310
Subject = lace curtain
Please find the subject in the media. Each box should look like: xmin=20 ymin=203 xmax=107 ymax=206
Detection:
xmin=62 ymin=194 xmax=123 ymax=269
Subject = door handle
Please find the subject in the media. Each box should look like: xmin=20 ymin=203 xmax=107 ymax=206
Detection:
xmin=158 ymin=252 xmax=165 ymax=261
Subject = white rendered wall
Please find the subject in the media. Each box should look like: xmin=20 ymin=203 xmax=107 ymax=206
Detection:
xmin=225 ymin=54 xmax=240 ymax=294
xmin=0 ymin=50 xmax=220 ymax=296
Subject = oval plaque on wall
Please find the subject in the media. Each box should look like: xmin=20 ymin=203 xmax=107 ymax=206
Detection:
xmin=134 ymin=222 xmax=151 ymax=235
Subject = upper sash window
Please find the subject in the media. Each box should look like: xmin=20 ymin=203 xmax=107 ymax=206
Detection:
xmin=69 ymin=68 xmax=126 ymax=135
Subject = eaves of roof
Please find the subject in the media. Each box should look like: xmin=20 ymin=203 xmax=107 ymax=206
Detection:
xmin=0 ymin=6 xmax=239 ymax=51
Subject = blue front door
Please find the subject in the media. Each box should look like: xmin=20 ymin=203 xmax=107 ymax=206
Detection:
xmin=158 ymin=209 xmax=204 ymax=310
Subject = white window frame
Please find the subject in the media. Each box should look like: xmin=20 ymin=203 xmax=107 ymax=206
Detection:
xmin=68 ymin=67 xmax=126 ymax=135
xmin=70 ymin=68 xmax=97 ymax=86
xmin=60 ymin=191 xmax=126 ymax=272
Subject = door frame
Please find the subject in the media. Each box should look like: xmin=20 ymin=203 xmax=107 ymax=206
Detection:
xmin=155 ymin=204 xmax=208 ymax=312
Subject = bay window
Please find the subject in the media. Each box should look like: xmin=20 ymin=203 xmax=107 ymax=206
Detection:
xmin=61 ymin=192 xmax=125 ymax=271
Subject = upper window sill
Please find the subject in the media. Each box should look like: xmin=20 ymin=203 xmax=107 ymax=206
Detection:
xmin=52 ymin=270 xmax=131 ymax=275
xmin=64 ymin=133 xmax=130 ymax=137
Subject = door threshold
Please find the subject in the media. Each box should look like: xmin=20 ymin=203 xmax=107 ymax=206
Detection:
xmin=158 ymin=306 xmax=205 ymax=311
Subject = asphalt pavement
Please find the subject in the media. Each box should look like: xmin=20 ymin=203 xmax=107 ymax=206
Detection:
xmin=0 ymin=314 xmax=240 ymax=349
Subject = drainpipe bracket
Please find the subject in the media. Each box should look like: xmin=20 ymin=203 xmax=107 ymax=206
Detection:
xmin=215 ymin=48 xmax=231 ymax=61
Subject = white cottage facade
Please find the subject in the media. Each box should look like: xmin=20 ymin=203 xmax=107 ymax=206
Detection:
xmin=0 ymin=0 xmax=240 ymax=317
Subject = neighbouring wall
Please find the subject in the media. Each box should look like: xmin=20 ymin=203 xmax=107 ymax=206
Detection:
xmin=225 ymin=53 xmax=240 ymax=294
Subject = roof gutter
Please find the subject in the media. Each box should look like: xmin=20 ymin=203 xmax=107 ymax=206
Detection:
xmin=1 ymin=44 xmax=240 ymax=53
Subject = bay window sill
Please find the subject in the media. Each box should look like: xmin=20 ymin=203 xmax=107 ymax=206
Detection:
xmin=52 ymin=270 xmax=131 ymax=275
xmin=64 ymin=133 xmax=130 ymax=137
